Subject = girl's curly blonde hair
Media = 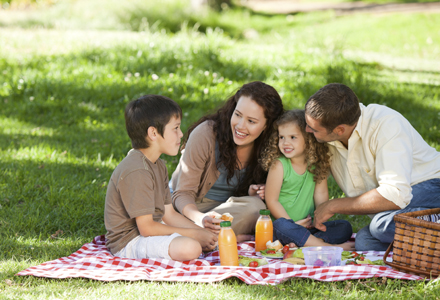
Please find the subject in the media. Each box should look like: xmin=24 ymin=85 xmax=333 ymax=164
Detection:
xmin=259 ymin=109 xmax=331 ymax=183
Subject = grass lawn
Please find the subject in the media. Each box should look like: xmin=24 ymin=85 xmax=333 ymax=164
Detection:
xmin=1 ymin=0 xmax=440 ymax=298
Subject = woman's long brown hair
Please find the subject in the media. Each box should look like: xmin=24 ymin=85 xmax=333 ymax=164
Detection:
xmin=183 ymin=81 xmax=284 ymax=196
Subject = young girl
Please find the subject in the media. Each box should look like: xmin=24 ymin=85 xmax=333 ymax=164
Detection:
xmin=260 ymin=109 xmax=355 ymax=250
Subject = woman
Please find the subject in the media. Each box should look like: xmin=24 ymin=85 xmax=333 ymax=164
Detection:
xmin=171 ymin=81 xmax=284 ymax=243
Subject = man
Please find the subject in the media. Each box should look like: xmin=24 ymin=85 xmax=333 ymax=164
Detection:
xmin=304 ymin=83 xmax=440 ymax=250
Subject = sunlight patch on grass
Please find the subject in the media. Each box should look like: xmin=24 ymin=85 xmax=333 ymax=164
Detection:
xmin=0 ymin=118 xmax=54 ymax=136
xmin=343 ymin=50 xmax=440 ymax=73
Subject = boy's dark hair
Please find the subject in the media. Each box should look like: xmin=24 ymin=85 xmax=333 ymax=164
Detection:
xmin=125 ymin=95 xmax=182 ymax=149
xmin=305 ymin=83 xmax=361 ymax=132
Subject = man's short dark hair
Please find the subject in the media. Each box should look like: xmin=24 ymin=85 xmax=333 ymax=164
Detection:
xmin=125 ymin=95 xmax=182 ymax=149
xmin=305 ymin=83 xmax=361 ymax=132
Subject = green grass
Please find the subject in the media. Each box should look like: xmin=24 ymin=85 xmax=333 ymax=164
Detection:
xmin=1 ymin=0 xmax=440 ymax=298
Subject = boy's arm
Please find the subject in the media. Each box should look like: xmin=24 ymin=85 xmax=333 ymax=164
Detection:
xmin=163 ymin=204 xmax=218 ymax=250
xmin=163 ymin=204 xmax=204 ymax=229
xmin=265 ymin=161 xmax=291 ymax=220
xmin=136 ymin=210 xmax=217 ymax=251
xmin=136 ymin=214 xmax=187 ymax=237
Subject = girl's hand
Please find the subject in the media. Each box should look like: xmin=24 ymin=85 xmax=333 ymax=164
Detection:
xmin=201 ymin=212 xmax=222 ymax=234
xmin=248 ymin=184 xmax=266 ymax=199
xmin=287 ymin=242 xmax=297 ymax=249
xmin=295 ymin=215 xmax=312 ymax=228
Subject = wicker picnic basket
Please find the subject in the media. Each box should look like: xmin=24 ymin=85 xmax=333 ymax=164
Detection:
xmin=383 ymin=208 xmax=440 ymax=278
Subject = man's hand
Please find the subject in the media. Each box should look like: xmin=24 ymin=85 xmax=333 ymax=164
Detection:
xmin=313 ymin=201 xmax=335 ymax=232
xmin=201 ymin=213 xmax=222 ymax=234
xmin=249 ymin=184 xmax=266 ymax=200
xmin=295 ymin=215 xmax=312 ymax=229
xmin=313 ymin=189 xmax=401 ymax=231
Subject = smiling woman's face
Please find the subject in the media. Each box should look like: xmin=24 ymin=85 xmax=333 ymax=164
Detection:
xmin=230 ymin=95 xmax=267 ymax=148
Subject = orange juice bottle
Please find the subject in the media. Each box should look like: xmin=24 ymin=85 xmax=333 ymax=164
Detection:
xmin=255 ymin=209 xmax=273 ymax=252
xmin=218 ymin=221 xmax=239 ymax=266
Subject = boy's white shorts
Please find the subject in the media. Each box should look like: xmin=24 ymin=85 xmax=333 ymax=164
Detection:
xmin=114 ymin=233 xmax=181 ymax=260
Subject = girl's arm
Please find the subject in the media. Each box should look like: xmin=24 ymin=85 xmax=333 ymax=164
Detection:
xmin=313 ymin=177 xmax=329 ymax=208
xmin=265 ymin=160 xmax=291 ymax=220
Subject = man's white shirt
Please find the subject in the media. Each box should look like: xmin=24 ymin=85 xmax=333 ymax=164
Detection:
xmin=327 ymin=103 xmax=440 ymax=209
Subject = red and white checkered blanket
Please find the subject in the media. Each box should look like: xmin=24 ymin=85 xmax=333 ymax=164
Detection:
xmin=16 ymin=235 xmax=423 ymax=284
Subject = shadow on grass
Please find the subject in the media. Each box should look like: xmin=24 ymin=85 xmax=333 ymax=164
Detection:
xmin=0 ymin=159 xmax=110 ymax=239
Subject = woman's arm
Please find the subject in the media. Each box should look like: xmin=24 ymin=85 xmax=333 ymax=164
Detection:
xmin=248 ymin=184 xmax=265 ymax=199
xmin=171 ymin=122 xmax=217 ymax=221
xmin=265 ymin=160 xmax=291 ymax=219
xmin=182 ymin=204 xmax=222 ymax=233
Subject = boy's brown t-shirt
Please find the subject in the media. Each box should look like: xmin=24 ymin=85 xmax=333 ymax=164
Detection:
xmin=104 ymin=149 xmax=171 ymax=255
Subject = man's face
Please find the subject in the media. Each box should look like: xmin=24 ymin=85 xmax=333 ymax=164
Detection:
xmin=305 ymin=114 xmax=339 ymax=143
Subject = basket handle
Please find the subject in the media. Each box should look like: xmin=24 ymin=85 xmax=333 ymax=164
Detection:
xmin=383 ymin=241 xmax=393 ymax=267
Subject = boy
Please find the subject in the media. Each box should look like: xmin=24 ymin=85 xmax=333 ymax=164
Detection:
xmin=104 ymin=95 xmax=217 ymax=261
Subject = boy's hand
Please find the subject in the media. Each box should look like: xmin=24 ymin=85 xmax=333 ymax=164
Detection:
xmin=193 ymin=228 xmax=218 ymax=251
xmin=295 ymin=215 xmax=312 ymax=229
xmin=249 ymin=184 xmax=265 ymax=199
xmin=201 ymin=213 xmax=222 ymax=234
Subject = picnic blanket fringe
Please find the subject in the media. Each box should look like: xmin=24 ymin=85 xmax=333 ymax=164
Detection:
xmin=16 ymin=235 xmax=423 ymax=285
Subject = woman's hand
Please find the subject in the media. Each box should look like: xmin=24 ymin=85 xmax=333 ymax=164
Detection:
xmin=248 ymin=184 xmax=266 ymax=199
xmin=201 ymin=212 xmax=222 ymax=234
xmin=295 ymin=215 xmax=312 ymax=229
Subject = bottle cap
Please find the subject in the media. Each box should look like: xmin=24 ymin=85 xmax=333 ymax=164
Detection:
xmin=259 ymin=209 xmax=270 ymax=215
xmin=220 ymin=221 xmax=232 ymax=227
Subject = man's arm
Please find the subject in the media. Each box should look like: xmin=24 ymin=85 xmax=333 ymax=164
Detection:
xmin=313 ymin=188 xmax=400 ymax=231
xmin=315 ymin=110 xmax=416 ymax=231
